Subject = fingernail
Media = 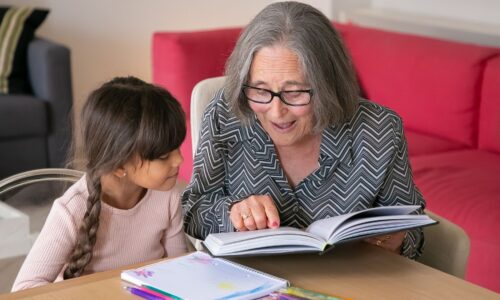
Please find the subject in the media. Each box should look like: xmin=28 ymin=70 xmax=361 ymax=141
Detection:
xmin=272 ymin=221 xmax=279 ymax=228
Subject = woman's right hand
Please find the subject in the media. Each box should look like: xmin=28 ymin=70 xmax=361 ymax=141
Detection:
xmin=229 ymin=195 xmax=280 ymax=231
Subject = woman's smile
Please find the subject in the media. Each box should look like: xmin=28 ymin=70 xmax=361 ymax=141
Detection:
xmin=271 ymin=120 xmax=296 ymax=132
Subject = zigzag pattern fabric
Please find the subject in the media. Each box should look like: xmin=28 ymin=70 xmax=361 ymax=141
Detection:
xmin=182 ymin=89 xmax=425 ymax=258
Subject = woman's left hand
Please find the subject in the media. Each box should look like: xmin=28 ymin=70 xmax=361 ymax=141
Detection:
xmin=364 ymin=231 xmax=406 ymax=254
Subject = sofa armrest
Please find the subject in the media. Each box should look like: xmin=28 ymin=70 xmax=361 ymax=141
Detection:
xmin=27 ymin=38 xmax=73 ymax=168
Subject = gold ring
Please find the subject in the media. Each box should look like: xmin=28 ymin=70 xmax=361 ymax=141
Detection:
xmin=241 ymin=212 xmax=251 ymax=220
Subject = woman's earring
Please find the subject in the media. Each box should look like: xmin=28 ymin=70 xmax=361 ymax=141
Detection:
xmin=122 ymin=172 xmax=127 ymax=177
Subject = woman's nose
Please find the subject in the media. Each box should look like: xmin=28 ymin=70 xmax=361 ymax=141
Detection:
xmin=268 ymin=95 xmax=288 ymax=117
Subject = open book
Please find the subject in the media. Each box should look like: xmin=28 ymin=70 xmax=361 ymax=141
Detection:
xmin=204 ymin=205 xmax=436 ymax=256
xmin=121 ymin=251 xmax=288 ymax=300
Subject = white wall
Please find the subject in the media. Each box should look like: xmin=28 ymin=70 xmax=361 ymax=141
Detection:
xmin=339 ymin=0 xmax=500 ymax=47
xmin=372 ymin=0 xmax=500 ymax=26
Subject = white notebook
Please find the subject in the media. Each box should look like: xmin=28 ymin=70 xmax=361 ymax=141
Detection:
xmin=121 ymin=251 xmax=288 ymax=300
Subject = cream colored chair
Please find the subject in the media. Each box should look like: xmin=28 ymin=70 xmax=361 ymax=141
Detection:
xmin=418 ymin=210 xmax=470 ymax=279
xmin=187 ymin=76 xmax=227 ymax=251
xmin=190 ymin=76 xmax=227 ymax=155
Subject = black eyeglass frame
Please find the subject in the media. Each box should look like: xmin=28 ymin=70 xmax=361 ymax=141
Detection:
xmin=241 ymin=84 xmax=313 ymax=106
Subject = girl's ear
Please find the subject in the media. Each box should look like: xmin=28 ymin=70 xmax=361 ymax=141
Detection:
xmin=113 ymin=167 xmax=127 ymax=178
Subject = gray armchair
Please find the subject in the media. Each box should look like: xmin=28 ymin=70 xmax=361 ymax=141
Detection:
xmin=0 ymin=38 xmax=73 ymax=179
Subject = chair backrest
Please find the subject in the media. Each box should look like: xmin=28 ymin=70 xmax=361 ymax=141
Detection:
xmin=188 ymin=76 xmax=226 ymax=250
xmin=190 ymin=76 xmax=226 ymax=157
xmin=0 ymin=168 xmax=84 ymax=197
xmin=418 ymin=210 xmax=470 ymax=278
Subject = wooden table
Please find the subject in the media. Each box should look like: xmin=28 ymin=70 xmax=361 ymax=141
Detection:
xmin=1 ymin=243 xmax=498 ymax=300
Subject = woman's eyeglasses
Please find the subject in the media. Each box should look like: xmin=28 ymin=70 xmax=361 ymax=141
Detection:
xmin=242 ymin=85 xmax=313 ymax=106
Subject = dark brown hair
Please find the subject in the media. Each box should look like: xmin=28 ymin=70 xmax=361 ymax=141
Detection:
xmin=225 ymin=1 xmax=359 ymax=132
xmin=63 ymin=76 xmax=186 ymax=279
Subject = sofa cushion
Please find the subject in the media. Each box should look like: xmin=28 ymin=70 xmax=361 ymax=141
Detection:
xmin=478 ymin=55 xmax=500 ymax=154
xmin=152 ymin=28 xmax=241 ymax=116
xmin=410 ymin=150 xmax=500 ymax=291
xmin=0 ymin=6 xmax=48 ymax=94
xmin=341 ymin=24 xmax=499 ymax=147
xmin=405 ymin=129 xmax=468 ymax=157
xmin=0 ymin=137 xmax=47 ymax=178
xmin=0 ymin=94 xmax=47 ymax=138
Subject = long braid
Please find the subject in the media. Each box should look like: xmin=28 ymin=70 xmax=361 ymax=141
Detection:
xmin=63 ymin=172 xmax=102 ymax=279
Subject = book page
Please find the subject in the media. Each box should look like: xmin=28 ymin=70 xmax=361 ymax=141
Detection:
xmin=306 ymin=205 xmax=421 ymax=241
xmin=330 ymin=215 xmax=433 ymax=243
xmin=121 ymin=252 xmax=288 ymax=300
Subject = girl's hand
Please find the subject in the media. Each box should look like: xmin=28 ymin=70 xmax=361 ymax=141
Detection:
xmin=364 ymin=231 xmax=406 ymax=254
xmin=230 ymin=195 xmax=280 ymax=231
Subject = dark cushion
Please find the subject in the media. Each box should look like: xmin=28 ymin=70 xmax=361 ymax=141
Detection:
xmin=0 ymin=6 xmax=48 ymax=94
xmin=0 ymin=94 xmax=47 ymax=137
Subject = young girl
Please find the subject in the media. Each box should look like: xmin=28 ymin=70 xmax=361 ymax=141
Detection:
xmin=12 ymin=76 xmax=188 ymax=291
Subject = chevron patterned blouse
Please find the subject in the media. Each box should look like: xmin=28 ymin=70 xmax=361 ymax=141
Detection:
xmin=182 ymin=89 xmax=425 ymax=259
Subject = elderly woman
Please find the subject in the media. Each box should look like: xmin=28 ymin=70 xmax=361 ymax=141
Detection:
xmin=182 ymin=1 xmax=425 ymax=258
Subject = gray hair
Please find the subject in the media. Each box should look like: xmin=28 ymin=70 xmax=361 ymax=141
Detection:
xmin=224 ymin=1 xmax=359 ymax=132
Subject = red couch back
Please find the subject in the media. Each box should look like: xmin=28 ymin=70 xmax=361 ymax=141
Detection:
xmin=152 ymin=28 xmax=241 ymax=117
xmin=339 ymin=25 xmax=499 ymax=148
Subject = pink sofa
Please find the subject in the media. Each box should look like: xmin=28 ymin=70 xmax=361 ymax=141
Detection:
xmin=152 ymin=24 xmax=500 ymax=292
